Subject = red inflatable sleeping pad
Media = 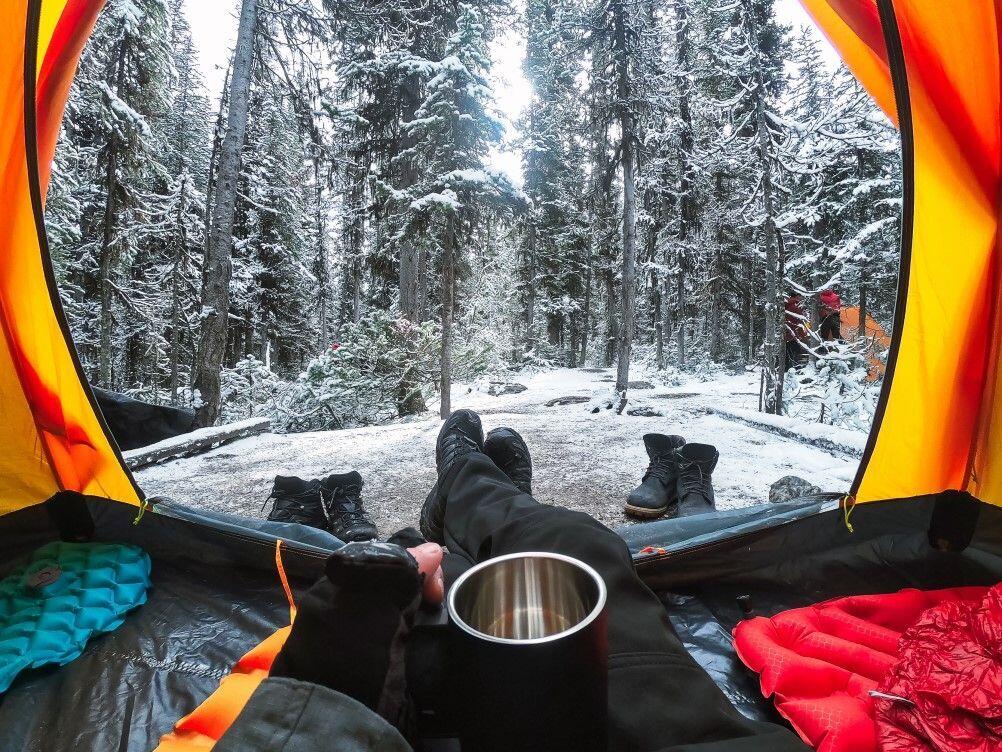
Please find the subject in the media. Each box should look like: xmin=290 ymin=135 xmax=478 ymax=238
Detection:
xmin=732 ymin=586 xmax=993 ymax=751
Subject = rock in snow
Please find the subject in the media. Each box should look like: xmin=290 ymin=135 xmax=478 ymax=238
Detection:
xmin=486 ymin=382 xmax=528 ymax=396
xmin=769 ymin=475 xmax=823 ymax=504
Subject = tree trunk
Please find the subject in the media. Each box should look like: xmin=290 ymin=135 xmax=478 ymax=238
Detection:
xmin=612 ymin=0 xmax=637 ymax=393
xmin=440 ymin=216 xmax=456 ymax=418
xmin=676 ymin=270 xmax=686 ymax=369
xmin=581 ymin=241 xmax=592 ymax=366
xmin=775 ymin=228 xmax=787 ymax=413
xmin=168 ymin=175 xmax=188 ymax=405
xmin=98 ymin=35 xmax=129 ymax=388
xmin=743 ymin=255 xmax=753 ymax=362
xmin=709 ymin=246 xmax=722 ymax=361
xmin=524 ymin=220 xmax=537 ymax=355
xmin=415 ymin=244 xmax=429 ymax=324
xmin=674 ymin=0 xmax=696 ymax=371
xmin=604 ymin=266 xmax=617 ymax=367
xmin=645 ymin=216 xmax=664 ymax=370
xmin=98 ymin=143 xmax=118 ymax=388
xmin=747 ymin=3 xmax=781 ymax=414
xmin=337 ymin=168 xmax=365 ymax=331
xmin=399 ymin=73 xmax=426 ymax=321
xmin=193 ymin=0 xmax=257 ymax=427
xmin=203 ymin=59 xmax=231 ymax=269
xmin=314 ymin=156 xmax=331 ymax=346
xmin=709 ymin=173 xmax=725 ymax=362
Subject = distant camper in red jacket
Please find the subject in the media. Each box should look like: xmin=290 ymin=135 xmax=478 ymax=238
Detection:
xmin=819 ymin=289 xmax=842 ymax=342
xmin=784 ymin=293 xmax=809 ymax=369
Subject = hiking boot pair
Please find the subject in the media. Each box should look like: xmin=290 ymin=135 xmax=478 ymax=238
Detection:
xmin=267 ymin=471 xmax=378 ymax=542
xmin=420 ymin=411 xmax=532 ymax=544
xmin=625 ymin=434 xmax=718 ymax=519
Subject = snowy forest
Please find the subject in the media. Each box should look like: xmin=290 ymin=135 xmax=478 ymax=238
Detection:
xmin=45 ymin=0 xmax=901 ymax=434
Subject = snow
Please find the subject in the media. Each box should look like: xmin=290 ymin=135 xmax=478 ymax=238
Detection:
xmin=410 ymin=190 xmax=461 ymax=213
xmin=100 ymin=82 xmax=153 ymax=139
xmin=707 ymin=406 xmax=865 ymax=458
xmin=123 ymin=417 xmax=270 ymax=465
xmin=137 ymin=366 xmax=861 ymax=537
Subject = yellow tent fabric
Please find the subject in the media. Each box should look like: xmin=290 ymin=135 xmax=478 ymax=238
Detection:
xmin=803 ymin=0 xmax=1002 ymax=506
xmin=0 ymin=0 xmax=139 ymax=516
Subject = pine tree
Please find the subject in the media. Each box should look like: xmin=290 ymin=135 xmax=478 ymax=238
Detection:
xmin=193 ymin=0 xmax=258 ymax=425
xmin=521 ymin=0 xmax=589 ymax=365
xmin=48 ymin=0 xmax=174 ymax=390
xmin=389 ymin=4 xmax=521 ymax=416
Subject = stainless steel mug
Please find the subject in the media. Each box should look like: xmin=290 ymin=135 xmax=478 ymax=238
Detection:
xmin=447 ymin=551 xmax=608 ymax=752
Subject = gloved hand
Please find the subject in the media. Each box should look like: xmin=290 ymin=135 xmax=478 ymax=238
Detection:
xmin=270 ymin=541 xmax=444 ymax=737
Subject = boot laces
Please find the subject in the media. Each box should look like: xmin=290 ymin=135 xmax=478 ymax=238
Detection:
xmin=678 ymin=462 xmax=711 ymax=500
xmin=263 ymin=483 xmax=321 ymax=514
xmin=441 ymin=433 xmax=478 ymax=468
xmin=504 ymin=443 xmax=531 ymax=487
xmin=643 ymin=455 xmax=675 ymax=485
xmin=323 ymin=485 xmax=368 ymax=525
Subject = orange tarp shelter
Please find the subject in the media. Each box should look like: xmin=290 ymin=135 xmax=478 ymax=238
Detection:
xmin=840 ymin=306 xmax=890 ymax=381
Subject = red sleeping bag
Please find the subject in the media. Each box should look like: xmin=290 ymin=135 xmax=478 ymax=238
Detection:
xmin=732 ymin=586 xmax=999 ymax=752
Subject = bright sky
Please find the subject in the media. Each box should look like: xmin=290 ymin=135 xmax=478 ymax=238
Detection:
xmin=186 ymin=0 xmax=835 ymax=182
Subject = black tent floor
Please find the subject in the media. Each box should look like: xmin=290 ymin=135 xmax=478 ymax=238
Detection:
xmin=0 ymin=501 xmax=329 ymax=751
xmin=1 ymin=494 xmax=1000 ymax=750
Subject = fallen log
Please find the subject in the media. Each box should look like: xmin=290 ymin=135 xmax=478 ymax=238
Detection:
xmin=707 ymin=407 xmax=863 ymax=459
xmin=545 ymin=395 xmax=592 ymax=407
xmin=123 ymin=417 xmax=271 ymax=469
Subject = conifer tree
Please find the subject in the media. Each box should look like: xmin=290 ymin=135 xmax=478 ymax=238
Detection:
xmin=390 ymin=4 xmax=521 ymax=415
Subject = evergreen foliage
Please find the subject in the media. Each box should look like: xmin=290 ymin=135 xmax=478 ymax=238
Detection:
xmin=46 ymin=0 xmax=901 ymax=430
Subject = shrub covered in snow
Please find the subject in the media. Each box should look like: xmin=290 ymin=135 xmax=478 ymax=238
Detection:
xmin=207 ymin=311 xmax=495 ymax=433
xmin=783 ymin=341 xmax=883 ymax=432
xmin=220 ymin=356 xmax=285 ymax=423
xmin=275 ymin=312 xmax=442 ymax=431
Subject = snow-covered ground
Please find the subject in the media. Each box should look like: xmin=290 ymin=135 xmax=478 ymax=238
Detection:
xmin=137 ymin=366 xmax=860 ymax=537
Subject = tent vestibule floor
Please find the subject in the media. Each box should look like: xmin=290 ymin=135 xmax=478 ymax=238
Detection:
xmin=0 ymin=500 xmax=327 ymax=751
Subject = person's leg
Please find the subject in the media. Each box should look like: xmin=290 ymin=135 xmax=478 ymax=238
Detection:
xmin=440 ymin=451 xmax=806 ymax=752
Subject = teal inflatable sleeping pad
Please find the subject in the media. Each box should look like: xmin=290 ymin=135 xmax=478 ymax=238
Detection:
xmin=0 ymin=541 xmax=151 ymax=692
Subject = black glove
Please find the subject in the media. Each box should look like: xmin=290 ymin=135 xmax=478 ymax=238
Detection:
xmin=270 ymin=541 xmax=423 ymax=735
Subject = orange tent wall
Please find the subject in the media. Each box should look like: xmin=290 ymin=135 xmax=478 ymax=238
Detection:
xmin=803 ymin=0 xmax=1002 ymax=505
xmin=0 ymin=0 xmax=139 ymax=515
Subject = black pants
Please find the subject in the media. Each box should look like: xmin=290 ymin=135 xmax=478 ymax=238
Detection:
xmin=785 ymin=339 xmax=808 ymax=370
xmin=440 ymin=452 xmax=807 ymax=752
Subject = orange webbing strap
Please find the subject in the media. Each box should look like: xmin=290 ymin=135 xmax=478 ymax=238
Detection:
xmin=154 ymin=541 xmax=298 ymax=751
xmin=275 ymin=539 xmax=297 ymax=621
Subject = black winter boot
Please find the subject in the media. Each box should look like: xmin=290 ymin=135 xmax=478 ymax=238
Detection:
xmin=266 ymin=476 xmax=328 ymax=529
xmin=624 ymin=434 xmax=686 ymax=519
xmin=484 ymin=427 xmax=532 ymax=495
xmin=321 ymin=471 xmax=378 ymax=542
xmin=420 ymin=410 xmax=484 ymax=543
xmin=676 ymin=443 xmax=718 ymax=516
